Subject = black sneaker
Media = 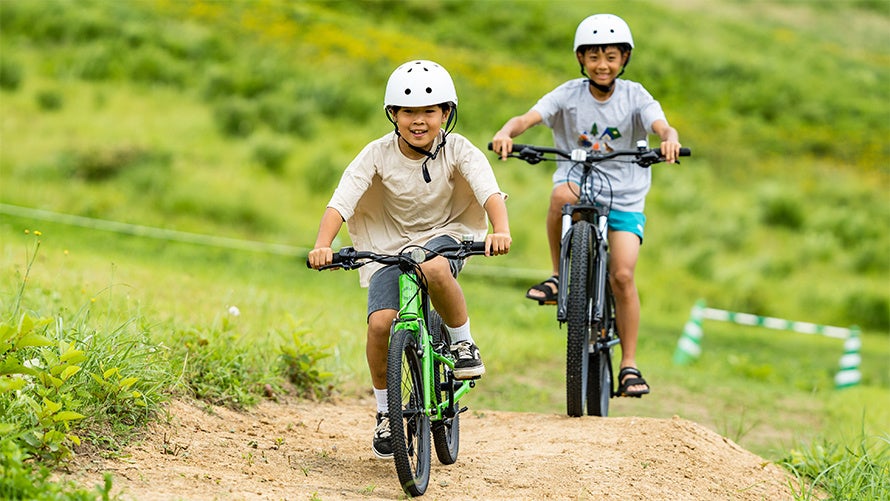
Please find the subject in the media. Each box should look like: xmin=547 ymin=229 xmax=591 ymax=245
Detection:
xmin=372 ymin=412 xmax=392 ymax=459
xmin=451 ymin=341 xmax=485 ymax=380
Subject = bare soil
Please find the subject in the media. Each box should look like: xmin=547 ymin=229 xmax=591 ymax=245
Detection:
xmin=65 ymin=396 xmax=795 ymax=500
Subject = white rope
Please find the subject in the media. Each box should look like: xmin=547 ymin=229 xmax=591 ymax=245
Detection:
xmin=0 ymin=203 xmax=546 ymax=280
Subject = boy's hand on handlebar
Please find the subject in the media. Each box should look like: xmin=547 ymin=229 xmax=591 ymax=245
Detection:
xmin=485 ymin=232 xmax=512 ymax=256
xmin=307 ymin=246 xmax=333 ymax=269
xmin=660 ymin=140 xmax=682 ymax=164
xmin=490 ymin=133 xmax=513 ymax=161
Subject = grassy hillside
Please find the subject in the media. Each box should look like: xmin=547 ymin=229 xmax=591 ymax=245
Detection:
xmin=2 ymin=0 xmax=887 ymax=329
xmin=1 ymin=0 xmax=888 ymax=497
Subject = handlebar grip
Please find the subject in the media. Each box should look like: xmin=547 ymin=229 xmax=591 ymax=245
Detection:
xmin=470 ymin=241 xmax=487 ymax=253
xmin=487 ymin=142 xmax=534 ymax=153
xmin=306 ymin=247 xmax=355 ymax=269
xmin=679 ymin=147 xmax=691 ymax=157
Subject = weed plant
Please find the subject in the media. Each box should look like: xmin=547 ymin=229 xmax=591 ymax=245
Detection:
xmin=783 ymin=432 xmax=890 ymax=500
xmin=0 ymin=231 xmax=333 ymax=496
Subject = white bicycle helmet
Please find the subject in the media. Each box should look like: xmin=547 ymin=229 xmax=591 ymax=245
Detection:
xmin=573 ymin=14 xmax=634 ymax=53
xmin=384 ymin=60 xmax=458 ymax=109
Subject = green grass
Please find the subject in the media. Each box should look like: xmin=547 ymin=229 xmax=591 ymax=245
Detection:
xmin=1 ymin=0 xmax=888 ymax=498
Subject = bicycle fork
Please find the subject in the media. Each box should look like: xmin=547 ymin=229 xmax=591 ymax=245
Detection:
xmin=395 ymin=273 xmax=472 ymax=422
xmin=556 ymin=205 xmax=610 ymax=323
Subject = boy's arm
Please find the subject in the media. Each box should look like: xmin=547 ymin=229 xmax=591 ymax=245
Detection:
xmin=308 ymin=207 xmax=345 ymax=269
xmin=652 ymin=119 xmax=681 ymax=164
xmin=491 ymin=110 xmax=543 ymax=160
xmin=483 ymin=193 xmax=511 ymax=256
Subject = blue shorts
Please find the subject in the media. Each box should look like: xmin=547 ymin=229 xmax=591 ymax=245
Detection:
xmin=366 ymin=235 xmax=464 ymax=318
xmin=552 ymin=172 xmax=646 ymax=241
xmin=607 ymin=209 xmax=646 ymax=242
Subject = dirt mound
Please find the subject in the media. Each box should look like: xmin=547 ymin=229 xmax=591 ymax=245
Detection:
xmin=67 ymin=397 xmax=793 ymax=500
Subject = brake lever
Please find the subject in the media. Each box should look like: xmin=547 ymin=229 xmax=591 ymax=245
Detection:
xmin=513 ymin=152 xmax=544 ymax=165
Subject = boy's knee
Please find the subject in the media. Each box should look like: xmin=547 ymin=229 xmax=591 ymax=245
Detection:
xmin=367 ymin=310 xmax=396 ymax=336
xmin=611 ymin=268 xmax=635 ymax=289
xmin=420 ymin=257 xmax=454 ymax=284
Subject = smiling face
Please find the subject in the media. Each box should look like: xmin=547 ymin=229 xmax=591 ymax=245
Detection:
xmin=391 ymin=105 xmax=450 ymax=158
xmin=577 ymin=45 xmax=629 ymax=95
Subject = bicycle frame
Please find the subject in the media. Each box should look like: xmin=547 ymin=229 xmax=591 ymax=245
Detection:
xmin=394 ymin=271 xmax=471 ymax=422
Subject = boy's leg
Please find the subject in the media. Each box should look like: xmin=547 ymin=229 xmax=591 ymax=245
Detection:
xmin=423 ymin=255 xmax=468 ymax=328
xmin=421 ymin=249 xmax=484 ymax=379
xmin=367 ymin=309 xmax=397 ymax=391
xmin=366 ymin=265 xmax=402 ymax=459
xmin=366 ymin=308 xmax=397 ymax=459
xmin=608 ymin=230 xmax=649 ymax=395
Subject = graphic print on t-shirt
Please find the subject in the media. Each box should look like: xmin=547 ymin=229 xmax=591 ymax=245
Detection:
xmin=578 ymin=122 xmax=622 ymax=151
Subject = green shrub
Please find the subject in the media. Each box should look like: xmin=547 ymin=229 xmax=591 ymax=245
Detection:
xmin=57 ymin=145 xmax=168 ymax=182
xmin=257 ymin=93 xmax=318 ymax=138
xmin=0 ymin=58 xmax=23 ymax=91
xmin=35 ymin=89 xmax=64 ymax=111
xmin=278 ymin=325 xmax=332 ymax=400
xmin=251 ymin=137 xmax=291 ymax=175
xmin=842 ymin=292 xmax=890 ymax=332
xmin=213 ymin=98 xmax=258 ymax=138
xmin=783 ymin=435 xmax=890 ymax=501
xmin=127 ymin=46 xmax=187 ymax=87
xmin=0 ymin=236 xmax=162 ymax=497
xmin=758 ymin=187 xmax=805 ymax=230
xmin=172 ymin=326 xmax=269 ymax=410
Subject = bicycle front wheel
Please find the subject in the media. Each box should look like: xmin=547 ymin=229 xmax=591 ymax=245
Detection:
xmin=387 ymin=329 xmax=431 ymax=496
xmin=428 ymin=310 xmax=460 ymax=465
xmin=566 ymin=221 xmax=593 ymax=417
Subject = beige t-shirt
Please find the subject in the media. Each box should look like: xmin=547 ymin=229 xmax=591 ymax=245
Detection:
xmin=328 ymin=131 xmax=504 ymax=287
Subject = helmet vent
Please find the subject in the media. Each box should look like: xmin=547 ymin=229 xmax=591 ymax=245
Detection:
xmin=404 ymin=89 xmax=411 ymax=95
xmin=426 ymin=87 xmax=432 ymax=93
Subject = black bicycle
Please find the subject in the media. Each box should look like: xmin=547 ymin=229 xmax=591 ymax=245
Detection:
xmin=490 ymin=141 xmax=690 ymax=417
xmin=308 ymin=238 xmax=490 ymax=496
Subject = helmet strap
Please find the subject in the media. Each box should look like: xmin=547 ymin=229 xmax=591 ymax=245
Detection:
xmin=580 ymin=65 xmax=626 ymax=93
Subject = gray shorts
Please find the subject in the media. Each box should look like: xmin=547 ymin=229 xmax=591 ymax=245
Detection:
xmin=366 ymin=235 xmax=465 ymax=318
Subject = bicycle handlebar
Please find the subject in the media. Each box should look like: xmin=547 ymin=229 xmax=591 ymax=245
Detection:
xmin=487 ymin=142 xmax=690 ymax=167
xmin=306 ymin=240 xmax=488 ymax=271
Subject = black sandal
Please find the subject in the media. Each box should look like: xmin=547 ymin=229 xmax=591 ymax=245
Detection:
xmin=617 ymin=367 xmax=650 ymax=398
xmin=525 ymin=276 xmax=558 ymax=305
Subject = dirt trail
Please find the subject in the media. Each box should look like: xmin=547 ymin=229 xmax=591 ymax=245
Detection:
xmin=67 ymin=397 xmax=794 ymax=500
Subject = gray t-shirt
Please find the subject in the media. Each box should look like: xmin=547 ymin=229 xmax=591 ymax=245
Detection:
xmin=533 ymin=78 xmax=667 ymax=212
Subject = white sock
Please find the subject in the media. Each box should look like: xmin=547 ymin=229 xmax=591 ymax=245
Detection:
xmin=445 ymin=318 xmax=473 ymax=345
xmin=373 ymin=388 xmax=387 ymax=414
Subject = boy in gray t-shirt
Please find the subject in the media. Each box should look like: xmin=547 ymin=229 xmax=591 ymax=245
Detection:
xmin=491 ymin=14 xmax=682 ymax=398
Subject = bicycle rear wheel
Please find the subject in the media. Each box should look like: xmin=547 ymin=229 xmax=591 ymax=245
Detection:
xmin=566 ymin=221 xmax=593 ymax=417
xmin=387 ymin=329 xmax=431 ymax=496
xmin=587 ymin=281 xmax=616 ymax=417
xmin=428 ymin=310 xmax=460 ymax=465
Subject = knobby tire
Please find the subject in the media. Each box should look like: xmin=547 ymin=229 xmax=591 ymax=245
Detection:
xmin=566 ymin=221 xmax=593 ymax=417
xmin=387 ymin=329 xmax=431 ymax=496
xmin=428 ymin=310 xmax=460 ymax=465
xmin=587 ymin=280 xmax=616 ymax=416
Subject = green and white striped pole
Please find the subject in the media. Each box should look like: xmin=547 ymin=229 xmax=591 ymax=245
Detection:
xmin=834 ymin=327 xmax=862 ymax=389
xmin=673 ymin=300 xmax=706 ymax=365
xmin=674 ymin=299 xmax=862 ymax=388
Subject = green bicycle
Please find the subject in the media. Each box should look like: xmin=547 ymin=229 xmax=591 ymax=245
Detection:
xmin=308 ymin=238 xmax=489 ymax=497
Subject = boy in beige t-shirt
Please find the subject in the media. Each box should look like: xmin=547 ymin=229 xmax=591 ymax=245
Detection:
xmin=308 ymin=60 xmax=511 ymax=459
